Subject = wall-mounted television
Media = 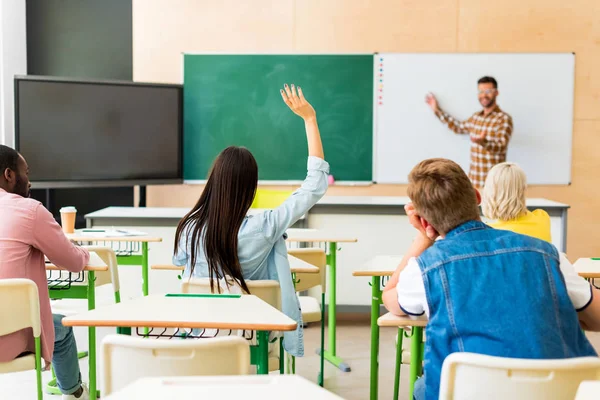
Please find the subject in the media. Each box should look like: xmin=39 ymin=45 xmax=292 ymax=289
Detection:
xmin=14 ymin=75 xmax=183 ymax=188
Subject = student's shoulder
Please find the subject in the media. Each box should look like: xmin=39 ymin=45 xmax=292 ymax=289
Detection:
xmin=531 ymin=208 xmax=550 ymax=219
xmin=5 ymin=193 xmax=43 ymax=214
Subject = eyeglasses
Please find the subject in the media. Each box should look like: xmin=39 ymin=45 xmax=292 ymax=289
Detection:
xmin=478 ymin=89 xmax=497 ymax=95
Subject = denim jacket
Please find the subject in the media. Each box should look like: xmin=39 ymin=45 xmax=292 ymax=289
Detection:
xmin=173 ymin=156 xmax=330 ymax=357
xmin=416 ymin=220 xmax=597 ymax=400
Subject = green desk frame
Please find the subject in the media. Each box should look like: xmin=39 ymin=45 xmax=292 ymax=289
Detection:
xmin=368 ymin=276 xmax=423 ymax=400
xmin=48 ymin=271 xmax=99 ymax=400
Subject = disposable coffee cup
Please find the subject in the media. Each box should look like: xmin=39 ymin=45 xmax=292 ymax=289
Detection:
xmin=59 ymin=206 xmax=77 ymax=234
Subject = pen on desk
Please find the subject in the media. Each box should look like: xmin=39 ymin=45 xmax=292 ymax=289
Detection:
xmin=82 ymin=229 xmax=105 ymax=232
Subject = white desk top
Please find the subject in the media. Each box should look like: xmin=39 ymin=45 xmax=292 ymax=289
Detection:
xmin=357 ymin=255 xmax=597 ymax=279
xmin=378 ymin=312 xmax=428 ymax=328
xmin=353 ymin=255 xmax=402 ymax=277
xmin=45 ymin=252 xmax=108 ymax=271
xmin=152 ymin=255 xmax=319 ymax=274
xmin=285 ymin=228 xmax=358 ymax=243
xmin=85 ymin=197 xmax=568 ymax=220
xmin=62 ymin=294 xmax=297 ymax=331
xmin=104 ymin=376 xmax=344 ymax=400
xmin=85 ymin=207 xmax=299 ymax=220
xmin=575 ymin=381 xmax=600 ymax=400
xmin=573 ymin=258 xmax=600 ymax=278
xmin=67 ymin=232 xmax=162 ymax=243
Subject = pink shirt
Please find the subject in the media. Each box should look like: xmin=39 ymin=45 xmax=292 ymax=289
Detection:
xmin=0 ymin=188 xmax=89 ymax=363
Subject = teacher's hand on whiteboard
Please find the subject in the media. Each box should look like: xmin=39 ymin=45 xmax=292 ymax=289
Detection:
xmin=280 ymin=84 xmax=316 ymax=121
xmin=425 ymin=92 xmax=439 ymax=113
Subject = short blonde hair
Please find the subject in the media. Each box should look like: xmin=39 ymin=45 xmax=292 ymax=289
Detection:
xmin=408 ymin=158 xmax=480 ymax=235
xmin=482 ymin=162 xmax=527 ymax=221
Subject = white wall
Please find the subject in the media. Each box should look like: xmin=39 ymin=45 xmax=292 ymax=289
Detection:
xmin=0 ymin=0 xmax=27 ymax=147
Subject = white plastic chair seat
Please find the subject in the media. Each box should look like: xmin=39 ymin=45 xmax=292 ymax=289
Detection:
xmin=0 ymin=354 xmax=36 ymax=374
xmin=439 ymin=352 xmax=600 ymax=400
xmin=299 ymin=296 xmax=321 ymax=323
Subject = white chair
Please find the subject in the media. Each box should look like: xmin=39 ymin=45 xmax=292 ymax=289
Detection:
xmin=575 ymin=381 xmax=600 ymax=400
xmin=288 ymin=247 xmax=327 ymax=385
xmin=181 ymin=278 xmax=284 ymax=373
xmin=101 ymin=334 xmax=250 ymax=396
xmin=0 ymin=279 xmax=43 ymax=400
xmin=439 ymin=352 xmax=600 ymax=400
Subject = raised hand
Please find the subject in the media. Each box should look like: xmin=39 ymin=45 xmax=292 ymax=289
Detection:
xmin=425 ymin=92 xmax=439 ymax=113
xmin=281 ymin=84 xmax=316 ymax=121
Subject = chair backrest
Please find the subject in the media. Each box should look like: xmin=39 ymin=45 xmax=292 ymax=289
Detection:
xmin=439 ymin=352 xmax=600 ymax=400
xmin=181 ymin=278 xmax=281 ymax=310
xmin=82 ymin=246 xmax=120 ymax=293
xmin=288 ymin=248 xmax=326 ymax=293
xmin=101 ymin=334 xmax=250 ymax=395
xmin=0 ymin=279 xmax=41 ymax=337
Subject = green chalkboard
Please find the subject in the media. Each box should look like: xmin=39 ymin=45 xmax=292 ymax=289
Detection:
xmin=183 ymin=54 xmax=373 ymax=181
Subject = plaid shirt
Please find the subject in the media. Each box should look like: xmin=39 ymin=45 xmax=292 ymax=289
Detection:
xmin=436 ymin=105 xmax=513 ymax=188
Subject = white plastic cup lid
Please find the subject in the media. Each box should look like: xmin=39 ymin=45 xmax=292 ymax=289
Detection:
xmin=59 ymin=206 xmax=77 ymax=213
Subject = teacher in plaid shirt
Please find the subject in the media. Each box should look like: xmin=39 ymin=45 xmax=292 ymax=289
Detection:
xmin=425 ymin=76 xmax=513 ymax=189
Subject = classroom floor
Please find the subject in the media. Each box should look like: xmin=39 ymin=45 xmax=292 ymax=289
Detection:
xmin=2 ymin=310 xmax=600 ymax=400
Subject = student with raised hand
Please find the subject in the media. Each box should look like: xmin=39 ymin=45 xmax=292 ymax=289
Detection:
xmin=482 ymin=161 xmax=551 ymax=242
xmin=0 ymin=145 xmax=91 ymax=400
xmin=173 ymin=84 xmax=329 ymax=357
xmin=382 ymin=158 xmax=600 ymax=400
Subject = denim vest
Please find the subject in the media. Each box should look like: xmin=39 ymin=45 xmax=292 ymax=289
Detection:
xmin=416 ymin=220 xmax=597 ymax=400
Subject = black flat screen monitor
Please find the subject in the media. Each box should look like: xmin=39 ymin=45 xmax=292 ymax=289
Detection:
xmin=14 ymin=75 xmax=183 ymax=188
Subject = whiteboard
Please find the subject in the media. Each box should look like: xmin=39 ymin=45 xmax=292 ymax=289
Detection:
xmin=374 ymin=53 xmax=575 ymax=184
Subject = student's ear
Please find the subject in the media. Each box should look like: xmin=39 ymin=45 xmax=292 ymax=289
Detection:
xmin=475 ymin=189 xmax=482 ymax=205
xmin=3 ymin=168 xmax=12 ymax=182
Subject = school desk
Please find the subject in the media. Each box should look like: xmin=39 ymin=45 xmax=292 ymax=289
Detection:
xmin=67 ymin=233 xmax=162 ymax=297
xmin=62 ymin=293 xmax=298 ymax=400
xmin=151 ymin=254 xmax=320 ymax=275
xmin=573 ymin=258 xmax=600 ymax=280
xmin=103 ymin=375 xmax=344 ymax=400
xmin=353 ymin=255 xmax=402 ymax=400
xmin=285 ymin=228 xmax=358 ymax=373
xmin=46 ymin=252 xmax=108 ymax=398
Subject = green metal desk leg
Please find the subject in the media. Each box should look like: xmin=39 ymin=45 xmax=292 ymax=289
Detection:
xmin=394 ymin=328 xmax=403 ymax=400
xmin=87 ymin=271 xmax=98 ymax=400
xmin=369 ymin=276 xmax=381 ymax=400
xmin=318 ymin=292 xmax=325 ymax=387
xmin=322 ymin=242 xmax=351 ymax=372
xmin=408 ymin=326 xmax=424 ymax=400
xmin=256 ymin=331 xmax=269 ymax=375
xmin=142 ymin=242 xmax=149 ymax=296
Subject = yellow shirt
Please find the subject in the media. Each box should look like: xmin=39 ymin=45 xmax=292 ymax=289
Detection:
xmin=489 ymin=209 xmax=552 ymax=243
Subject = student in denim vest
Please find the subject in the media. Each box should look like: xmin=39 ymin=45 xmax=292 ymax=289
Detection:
xmin=382 ymin=158 xmax=600 ymax=400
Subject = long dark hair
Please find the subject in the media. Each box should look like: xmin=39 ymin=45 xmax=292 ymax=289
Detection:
xmin=174 ymin=146 xmax=258 ymax=294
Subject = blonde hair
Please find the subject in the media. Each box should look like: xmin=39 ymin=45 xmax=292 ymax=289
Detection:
xmin=482 ymin=162 xmax=527 ymax=221
xmin=408 ymin=158 xmax=480 ymax=235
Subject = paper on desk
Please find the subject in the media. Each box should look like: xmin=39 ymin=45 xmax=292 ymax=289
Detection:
xmin=76 ymin=229 xmax=147 ymax=237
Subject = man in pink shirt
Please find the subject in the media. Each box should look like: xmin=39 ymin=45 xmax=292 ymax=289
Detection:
xmin=0 ymin=145 xmax=90 ymax=400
